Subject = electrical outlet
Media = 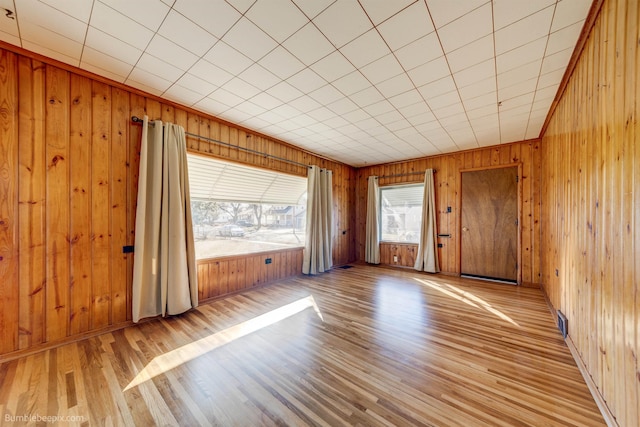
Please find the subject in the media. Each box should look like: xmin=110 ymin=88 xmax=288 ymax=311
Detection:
xmin=265 ymin=258 xmax=272 ymax=264
xmin=393 ymin=255 xmax=398 ymax=262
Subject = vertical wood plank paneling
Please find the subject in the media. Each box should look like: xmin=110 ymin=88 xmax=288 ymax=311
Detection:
xmin=91 ymin=81 xmax=112 ymax=329
xmin=110 ymin=88 xmax=129 ymax=324
xmin=541 ymin=0 xmax=639 ymax=424
xmin=45 ymin=65 xmax=71 ymax=343
xmin=69 ymin=74 xmax=92 ymax=335
xmin=0 ymin=50 xmax=19 ymax=354
xmin=17 ymin=57 xmax=46 ymax=349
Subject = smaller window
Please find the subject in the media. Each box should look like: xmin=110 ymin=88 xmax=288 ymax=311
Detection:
xmin=380 ymin=184 xmax=424 ymax=243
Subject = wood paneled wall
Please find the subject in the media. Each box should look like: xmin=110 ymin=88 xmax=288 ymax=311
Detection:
xmin=540 ymin=0 xmax=639 ymax=424
xmin=355 ymin=141 xmax=542 ymax=285
xmin=0 ymin=45 xmax=356 ymax=358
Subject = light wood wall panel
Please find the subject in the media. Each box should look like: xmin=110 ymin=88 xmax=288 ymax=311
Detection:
xmin=0 ymin=45 xmax=356 ymax=359
xmin=355 ymin=141 xmax=542 ymax=284
xmin=540 ymin=0 xmax=638 ymax=424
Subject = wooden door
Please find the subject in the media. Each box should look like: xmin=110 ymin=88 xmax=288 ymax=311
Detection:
xmin=461 ymin=167 xmax=518 ymax=282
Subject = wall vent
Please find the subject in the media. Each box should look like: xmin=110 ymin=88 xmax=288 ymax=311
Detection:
xmin=557 ymin=310 xmax=568 ymax=338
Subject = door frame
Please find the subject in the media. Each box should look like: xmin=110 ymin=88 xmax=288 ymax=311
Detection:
xmin=457 ymin=163 xmax=522 ymax=285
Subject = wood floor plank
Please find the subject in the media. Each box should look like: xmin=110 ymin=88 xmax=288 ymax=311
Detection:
xmin=0 ymin=265 xmax=604 ymax=426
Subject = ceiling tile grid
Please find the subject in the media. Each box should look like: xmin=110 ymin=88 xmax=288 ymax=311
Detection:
xmin=2 ymin=0 xmax=593 ymax=166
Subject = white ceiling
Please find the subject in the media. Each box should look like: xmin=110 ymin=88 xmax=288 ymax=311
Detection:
xmin=0 ymin=0 xmax=592 ymax=167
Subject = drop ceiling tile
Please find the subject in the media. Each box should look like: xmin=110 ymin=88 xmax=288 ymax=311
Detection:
xmin=350 ymin=86 xmax=385 ymax=107
xmin=313 ymin=0 xmax=372 ymax=48
xmin=85 ymin=27 xmax=142 ymax=65
xmin=533 ymin=83 xmax=560 ymax=101
xmin=361 ymin=54 xmax=404 ymax=84
xmin=537 ymin=68 xmax=565 ymax=89
xmin=385 ymin=118 xmax=411 ymax=131
xmin=266 ymin=81 xmax=304 ymax=103
xmin=17 ymin=0 xmax=87 ymax=42
xmin=194 ymin=96 xmax=232 ymax=115
xmin=190 ymin=59 xmax=233 ymax=87
xmin=446 ymin=34 xmax=493 ymax=73
xmin=176 ymin=73 xmax=218 ymax=95
xmin=551 ymin=0 xmax=591 ymax=32
xmin=464 ymin=93 xmax=498 ymax=113
xmin=125 ymin=78 xmax=164 ymax=97
xmin=497 ymin=60 xmax=542 ymax=89
xmin=498 ymin=80 xmax=537 ymax=103
xmin=19 ymin=22 xmax=83 ymax=61
xmin=0 ymin=11 xmax=19 ymax=39
xmin=223 ymin=77 xmax=262 ymax=99
xmin=146 ymin=35 xmax=199 ymax=71
xmin=453 ymin=59 xmax=494 ymax=88
xmin=232 ymin=100 xmax=267 ymax=117
xmin=163 ymin=84 xmax=203 ymax=106
xmin=377 ymin=1 xmax=433 ymax=50
xmin=203 ymin=42 xmax=253 ymax=75
xmin=540 ymin=48 xmax=572 ymax=74
xmin=40 ymin=0 xmax=92 ymax=22
xmin=363 ymin=99 xmax=395 ymax=116
xmin=376 ymin=73 xmax=415 ymax=98
xmin=173 ymin=0 xmax=240 ymax=38
xmin=128 ymin=67 xmax=173 ymax=93
xmin=407 ymin=56 xmax=449 ymax=87
xmin=394 ymin=32 xmax=443 ymax=71
xmin=310 ymin=51 xmax=355 ymax=82
xmin=428 ymin=91 xmax=460 ymax=110
xmin=389 ymin=90 xmax=423 ymax=109
xmin=238 ymin=63 xmax=280 ymax=90
xmin=221 ymin=108 xmax=253 ymax=124
xmin=399 ymin=101 xmax=431 ymax=118
xmin=257 ymin=109 xmax=287 ymax=124
xmin=289 ymin=95 xmax=322 ymax=113
xmin=81 ymin=46 xmax=134 ymax=79
xmin=340 ymin=29 xmax=390 ymax=68
xmin=426 ymin=0 xmax=488 ymax=29
xmin=225 ymin=0 xmax=257 ymax=14
xmin=90 ymin=1 xmax=154 ymax=49
xmin=327 ymin=97 xmax=359 ymax=115
xmin=458 ymin=77 xmax=496 ymax=100
xmin=287 ymin=68 xmax=327 ymax=93
xmin=492 ymin=0 xmax=555 ymax=30
xmin=247 ymin=0 xmax=308 ymax=43
xmin=258 ymin=46 xmax=305 ymax=80
xmin=332 ymin=71 xmax=372 ymax=96
xmin=293 ymin=0 xmax=336 ymax=19
xmin=309 ymin=85 xmax=344 ymax=105
xmin=343 ymin=109 xmax=371 ymax=123
xmin=159 ymin=11 xmax=218 ymax=56
xmin=324 ymin=115 xmax=350 ymax=129
xmin=417 ymin=75 xmax=456 ymax=99
xmin=437 ymin=3 xmax=492 ymax=53
xmin=99 ymin=0 xmax=169 ymax=30
xmin=407 ymin=110 xmax=437 ymax=126
xmin=359 ymin=0 xmax=416 ymax=25
xmin=546 ymin=21 xmax=583 ymax=56
xmin=495 ymin=6 xmax=554 ymax=55
xmin=81 ymin=61 xmax=128 ymax=83
xmin=250 ymin=92 xmax=284 ymax=110
xmin=223 ymin=17 xmax=277 ymax=61
xmin=209 ymin=87 xmax=245 ymax=108
xmin=283 ymin=23 xmax=334 ymax=66
xmin=496 ymin=38 xmax=547 ymax=74
xmin=137 ymin=53 xmax=185 ymax=82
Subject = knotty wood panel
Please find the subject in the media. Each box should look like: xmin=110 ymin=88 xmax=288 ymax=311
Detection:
xmin=540 ymin=0 xmax=639 ymax=424
xmin=356 ymin=141 xmax=541 ymax=285
xmin=0 ymin=266 xmax=605 ymax=425
xmin=0 ymin=44 xmax=356 ymax=358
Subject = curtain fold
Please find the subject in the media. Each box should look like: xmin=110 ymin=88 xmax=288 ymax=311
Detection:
xmin=132 ymin=116 xmax=198 ymax=323
xmin=414 ymin=169 xmax=440 ymax=273
xmin=365 ymin=176 xmax=380 ymax=264
xmin=302 ymin=165 xmax=333 ymax=274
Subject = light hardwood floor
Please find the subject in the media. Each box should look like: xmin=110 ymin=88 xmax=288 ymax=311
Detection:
xmin=0 ymin=265 xmax=604 ymax=426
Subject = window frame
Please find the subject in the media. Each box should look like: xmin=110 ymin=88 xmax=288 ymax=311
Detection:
xmin=379 ymin=182 xmax=424 ymax=244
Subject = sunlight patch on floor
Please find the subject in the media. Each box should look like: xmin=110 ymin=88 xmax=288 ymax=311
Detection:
xmin=414 ymin=278 xmax=519 ymax=327
xmin=124 ymin=295 xmax=323 ymax=391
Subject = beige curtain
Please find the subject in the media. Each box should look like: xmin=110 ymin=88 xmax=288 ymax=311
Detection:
xmin=132 ymin=116 xmax=198 ymax=323
xmin=302 ymin=166 xmax=333 ymax=274
xmin=365 ymin=176 xmax=380 ymax=264
xmin=414 ymin=169 xmax=440 ymax=273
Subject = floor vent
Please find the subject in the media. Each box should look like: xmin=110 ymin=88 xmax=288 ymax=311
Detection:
xmin=338 ymin=265 xmax=353 ymax=269
xmin=557 ymin=310 xmax=568 ymax=338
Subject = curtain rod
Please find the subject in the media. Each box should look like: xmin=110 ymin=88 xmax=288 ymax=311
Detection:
xmin=378 ymin=170 xmax=436 ymax=179
xmin=131 ymin=116 xmax=310 ymax=169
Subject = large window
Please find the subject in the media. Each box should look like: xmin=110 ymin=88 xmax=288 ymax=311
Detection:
xmin=380 ymin=184 xmax=423 ymax=243
xmin=188 ymin=154 xmax=307 ymax=259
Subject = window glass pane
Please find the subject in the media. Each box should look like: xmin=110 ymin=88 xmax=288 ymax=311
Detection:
xmin=380 ymin=184 xmax=423 ymax=243
xmin=188 ymin=155 xmax=307 ymax=260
